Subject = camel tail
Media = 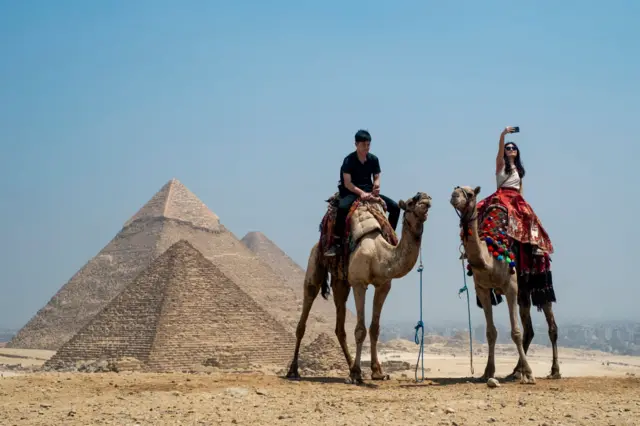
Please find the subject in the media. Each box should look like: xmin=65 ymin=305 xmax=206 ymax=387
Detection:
xmin=308 ymin=243 xmax=331 ymax=300
xmin=320 ymin=265 xmax=331 ymax=300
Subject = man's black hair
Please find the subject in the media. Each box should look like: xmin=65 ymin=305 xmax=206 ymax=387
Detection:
xmin=354 ymin=129 xmax=371 ymax=143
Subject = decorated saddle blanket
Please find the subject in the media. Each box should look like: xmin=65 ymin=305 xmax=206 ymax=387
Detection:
xmin=477 ymin=203 xmax=517 ymax=273
xmin=318 ymin=193 xmax=398 ymax=259
xmin=477 ymin=189 xmax=554 ymax=254
xmin=468 ymin=201 xmax=556 ymax=311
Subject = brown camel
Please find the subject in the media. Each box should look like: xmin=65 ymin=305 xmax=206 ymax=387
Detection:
xmin=450 ymin=185 xmax=537 ymax=384
xmin=286 ymin=192 xmax=432 ymax=384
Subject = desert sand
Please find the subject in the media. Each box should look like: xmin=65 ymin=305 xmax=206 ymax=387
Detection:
xmin=2 ymin=340 xmax=639 ymax=426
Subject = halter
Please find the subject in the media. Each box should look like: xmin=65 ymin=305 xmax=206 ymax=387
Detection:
xmin=452 ymin=187 xmax=477 ymax=240
xmin=452 ymin=187 xmax=485 ymax=271
xmin=403 ymin=192 xmax=430 ymax=240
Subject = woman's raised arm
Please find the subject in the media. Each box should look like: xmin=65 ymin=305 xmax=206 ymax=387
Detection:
xmin=495 ymin=126 xmax=515 ymax=174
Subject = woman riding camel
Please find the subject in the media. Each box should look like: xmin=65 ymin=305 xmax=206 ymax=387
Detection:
xmin=476 ymin=126 xmax=555 ymax=307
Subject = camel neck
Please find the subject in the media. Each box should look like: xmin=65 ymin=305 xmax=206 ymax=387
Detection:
xmin=386 ymin=215 xmax=423 ymax=278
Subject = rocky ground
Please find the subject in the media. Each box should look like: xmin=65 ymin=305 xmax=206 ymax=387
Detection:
xmin=2 ymin=341 xmax=640 ymax=425
xmin=1 ymin=372 xmax=639 ymax=425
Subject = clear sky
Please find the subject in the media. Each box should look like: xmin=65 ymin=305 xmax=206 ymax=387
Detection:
xmin=1 ymin=0 xmax=638 ymax=330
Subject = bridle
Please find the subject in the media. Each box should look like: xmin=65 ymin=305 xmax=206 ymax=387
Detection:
xmin=453 ymin=187 xmax=486 ymax=271
xmin=452 ymin=186 xmax=477 ymax=241
xmin=403 ymin=192 xmax=430 ymax=240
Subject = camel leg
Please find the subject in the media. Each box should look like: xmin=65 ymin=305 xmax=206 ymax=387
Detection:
xmin=332 ymin=279 xmax=353 ymax=369
xmin=507 ymin=290 xmax=534 ymax=381
xmin=346 ymin=283 xmax=367 ymax=385
xmin=477 ymin=287 xmax=497 ymax=381
xmin=505 ymin=276 xmax=535 ymax=384
xmin=370 ymin=281 xmax=392 ymax=380
xmin=542 ymin=302 xmax=561 ymax=379
xmin=286 ymin=245 xmax=324 ymax=380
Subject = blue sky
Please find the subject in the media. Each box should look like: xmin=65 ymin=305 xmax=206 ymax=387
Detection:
xmin=1 ymin=0 xmax=638 ymax=330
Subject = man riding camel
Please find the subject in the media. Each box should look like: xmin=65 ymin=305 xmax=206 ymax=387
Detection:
xmin=324 ymin=129 xmax=400 ymax=257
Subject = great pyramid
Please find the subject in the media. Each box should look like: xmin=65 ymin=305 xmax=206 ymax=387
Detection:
xmin=44 ymin=240 xmax=295 ymax=371
xmin=8 ymin=178 xmax=341 ymax=350
xmin=241 ymin=231 xmax=357 ymax=343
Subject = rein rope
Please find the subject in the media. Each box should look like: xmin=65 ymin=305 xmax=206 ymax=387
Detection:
xmin=414 ymin=246 xmax=425 ymax=382
xmin=454 ymin=188 xmax=475 ymax=376
xmin=458 ymin=243 xmax=475 ymax=376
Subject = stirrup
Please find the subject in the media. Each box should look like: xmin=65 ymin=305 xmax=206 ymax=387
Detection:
xmin=324 ymin=246 xmax=338 ymax=257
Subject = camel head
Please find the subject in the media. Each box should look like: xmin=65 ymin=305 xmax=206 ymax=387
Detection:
xmin=398 ymin=192 xmax=432 ymax=232
xmin=450 ymin=185 xmax=481 ymax=219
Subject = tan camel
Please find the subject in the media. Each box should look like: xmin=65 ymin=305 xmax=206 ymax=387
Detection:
xmin=286 ymin=192 xmax=432 ymax=384
xmin=449 ymin=185 xmax=537 ymax=384
xmin=450 ymin=186 xmax=561 ymax=382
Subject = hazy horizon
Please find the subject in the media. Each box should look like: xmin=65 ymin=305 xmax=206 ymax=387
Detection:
xmin=1 ymin=1 xmax=638 ymax=331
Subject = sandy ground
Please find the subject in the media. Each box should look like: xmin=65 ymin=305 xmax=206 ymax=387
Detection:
xmin=1 ymin=343 xmax=640 ymax=425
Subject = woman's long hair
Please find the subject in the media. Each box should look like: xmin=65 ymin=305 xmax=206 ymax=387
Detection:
xmin=504 ymin=141 xmax=526 ymax=179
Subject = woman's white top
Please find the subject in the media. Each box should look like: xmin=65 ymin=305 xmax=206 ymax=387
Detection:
xmin=496 ymin=165 xmax=521 ymax=190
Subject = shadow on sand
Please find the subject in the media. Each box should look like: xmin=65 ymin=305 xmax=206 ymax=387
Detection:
xmin=398 ymin=376 xmax=478 ymax=388
xmin=278 ymin=375 xmax=380 ymax=388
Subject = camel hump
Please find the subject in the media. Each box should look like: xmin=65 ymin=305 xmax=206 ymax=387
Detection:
xmin=349 ymin=204 xmax=383 ymax=243
xmin=348 ymin=199 xmax=397 ymax=248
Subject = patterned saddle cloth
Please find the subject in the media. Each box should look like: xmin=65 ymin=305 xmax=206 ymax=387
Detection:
xmin=318 ymin=193 xmax=398 ymax=278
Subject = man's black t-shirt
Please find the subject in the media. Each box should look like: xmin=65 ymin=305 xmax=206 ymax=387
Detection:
xmin=338 ymin=151 xmax=381 ymax=197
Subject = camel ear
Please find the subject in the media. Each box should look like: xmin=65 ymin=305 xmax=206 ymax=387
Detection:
xmin=398 ymin=200 xmax=406 ymax=210
xmin=474 ymin=186 xmax=481 ymax=195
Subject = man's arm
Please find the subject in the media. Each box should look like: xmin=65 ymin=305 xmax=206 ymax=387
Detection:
xmin=372 ymin=156 xmax=381 ymax=195
xmin=343 ymin=172 xmax=367 ymax=197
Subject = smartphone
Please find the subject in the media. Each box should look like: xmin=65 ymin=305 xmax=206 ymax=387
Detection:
xmin=511 ymin=126 xmax=520 ymax=133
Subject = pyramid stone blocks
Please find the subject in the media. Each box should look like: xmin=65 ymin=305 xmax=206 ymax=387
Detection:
xmin=241 ymin=231 xmax=358 ymax=344
xmin=9 ymin=178 xmax=338 ymax=351
xmin=7 ymin=219 xmax=165 ymax=350
xmin=45 ymin=240 xmax=296 ymax=371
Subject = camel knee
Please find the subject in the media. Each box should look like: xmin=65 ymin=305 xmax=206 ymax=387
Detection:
xmin=368 ymin=323 xmax=380 ymax=340
xmin=548 ymin=323 xmax=558 ymax=341
xmin=511 ymin=329 xmax=523 ymax=345
xmin=354 ymin=324 xmax=367 ymax=344
xmin=486 ymin=327 xmax=498 ymax=345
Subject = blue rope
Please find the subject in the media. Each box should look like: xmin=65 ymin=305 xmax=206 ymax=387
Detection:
xmin=458 ymin=244 xmax=475 ymax=375
xmin=414 ymin=248 xmax=425 ymax=382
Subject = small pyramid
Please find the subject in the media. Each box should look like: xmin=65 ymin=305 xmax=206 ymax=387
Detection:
xmin=9 ymin=178 xmax=339 ymax=350
xmin=298 ymin=332 xmax=348 ymax=373
xmin=44 ymin=240 xmax=295 ymax=371
xmin=241 ymin=231 xmax=358 ymax=344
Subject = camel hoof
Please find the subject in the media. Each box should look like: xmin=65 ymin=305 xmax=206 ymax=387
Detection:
xmin=344 ymin=376 xmax=364 ymax=385
xmin=506 ymin=371 xmax=522 ymax=381
xmin=345 ymin=371 xmax=364 ymax=385
xmin=286 ymin=369 xmax=301 ymax=380
xmin=520 ymin=374 xmax=536 ymax=385
xmin=480 ymin=371 xmax=496 ymax=382
xmin=504 ymin=373 xmax=517 ymax=382
xmin=547 ymin=372 xmax=562 ymax=380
